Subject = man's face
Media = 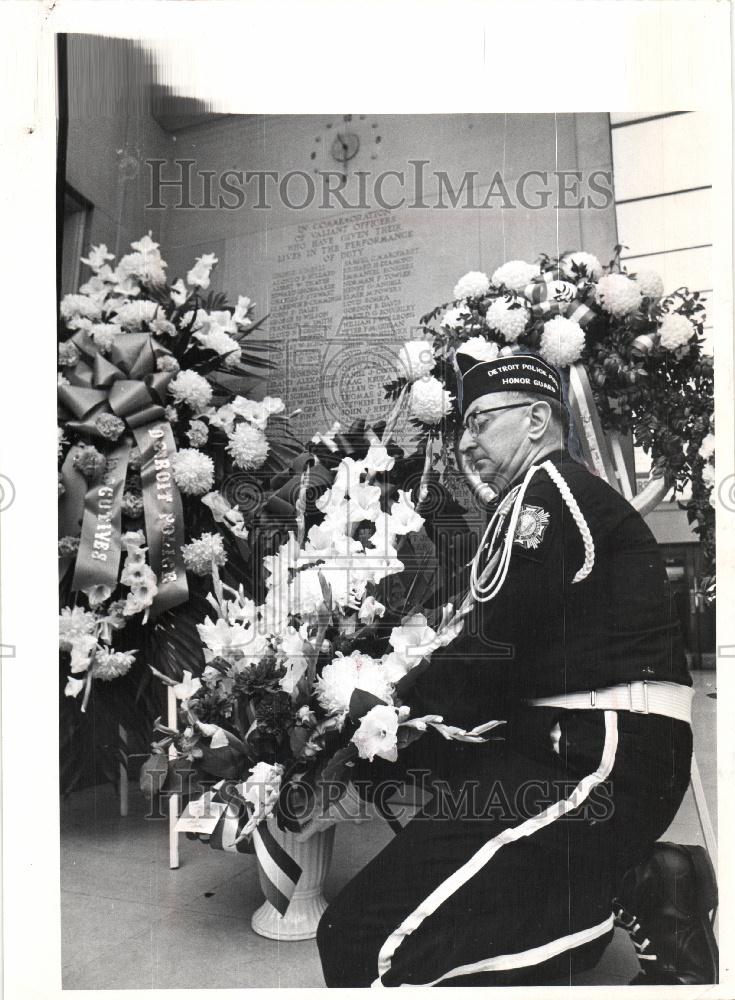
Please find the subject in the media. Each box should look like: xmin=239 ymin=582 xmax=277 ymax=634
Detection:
xmin=457 ymin=392 xmax=531 ymax=492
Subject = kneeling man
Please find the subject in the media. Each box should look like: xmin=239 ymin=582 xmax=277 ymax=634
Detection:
xmin=317 ymin=352 xmax=715 ymax=988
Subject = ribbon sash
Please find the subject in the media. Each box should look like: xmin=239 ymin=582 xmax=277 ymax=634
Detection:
xmin=134 ymin=420 xmax=189 ymax=616
xmin=72 ymin=441 xmax=130 ymax=596
xmin=567 ymin=363 xmax=620 ymax=488
xmin=177 ymin=781 xmax=304 ymax=915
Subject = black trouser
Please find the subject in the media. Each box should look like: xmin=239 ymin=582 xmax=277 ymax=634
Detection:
xmin=317 ymin=708 xmax=692 ymax=987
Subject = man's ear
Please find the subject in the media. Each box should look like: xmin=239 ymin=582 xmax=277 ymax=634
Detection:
xmin=526 ymin=400 xmax=553 ymax=441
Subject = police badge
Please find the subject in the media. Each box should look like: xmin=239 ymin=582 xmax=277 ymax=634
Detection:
xmin=513 ymin=504 xmax=550 ymax=549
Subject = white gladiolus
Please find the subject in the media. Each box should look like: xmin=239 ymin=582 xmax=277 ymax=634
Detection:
xmin=351 ymin=705 xmax=400 ymax=762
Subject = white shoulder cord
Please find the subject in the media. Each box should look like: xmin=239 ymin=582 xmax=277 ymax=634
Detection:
xmin=539 ymin=460 xmax=595 ymax=584
xmin=469 ymin=460 xmax=595 ymax=603
xmin=469 ymin=464 xmax=540 ymax=603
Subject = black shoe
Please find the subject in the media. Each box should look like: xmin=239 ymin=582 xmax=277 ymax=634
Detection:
xmin=613 ymin=842 xmax=719 ymax=985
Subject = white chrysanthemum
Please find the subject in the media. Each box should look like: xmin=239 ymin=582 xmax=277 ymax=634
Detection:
xmin=59 ymin=606 xmax=97 ymax=652
xmin=172 ymin=449 xmax=215 ymax=495
xmin=701 ymin=464 xmax=715 ymax=489
xmin=491 ymin=260 xmax=540 ymax=292
xmin=182 ymin=532 xmax=227 ymax=575
xmin=453 ymin=270 xmax=490 ymax=300
xmin=397 ymin=340 xmax=436 ymax=382
xmin=540 ymin=316 xmax=586 ymax=366
xmin=315 ymin=653 xmax=394 ymax=718
xmin=634 ymin=269 xmax=665 ymax=300
xmin=227 ymin=422 xmax=270 ymax=470
xmin=561 ymin=251 xmax=602 ymax=282
xmin=92 ymin=648 xmax=136 ymax=681
xmin=113 ymin=299 xmax=160 ymax=329
xmin=409 ymin=376 xmax=453 ymax=425
xmin=150 ymin=317 xmax=177 ymax=338
xmin=186 ymin=419 xmax=209 ymax=448
xmin=456 ymin=336 xmax=499 ymax=363
xmin=195 ymin=326 xmax=242 ymax=367
xmin=169 ymin=370 xmax=213 ymax=411
xmin=60 ymin=294 xmax=103 ymax=324
xmin=486 ymin=297 xmax=530 ymax=342
xmin=441 ymin=305 xmax=471 ymax=330
xmin=596 ymin=273 xmax=642 ymax=317
xmin=157 ymin=354 xmax=179 ymax=373
xmin=90 ymin=322 xmax=121 ymax=354
xmin=699 ymin=433 xmax=715 ymax=462
xmin=58 ymin=341 xmax=80 ymax=367
xmin=659 ymin=312 xmax=695 ymax=351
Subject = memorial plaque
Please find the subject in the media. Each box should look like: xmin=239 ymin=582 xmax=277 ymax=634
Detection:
xmin=264 ymin=208 xmax=421 ymax=442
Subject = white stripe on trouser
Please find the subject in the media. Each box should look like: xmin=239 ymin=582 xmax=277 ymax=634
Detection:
xmin=371 ymin=710 xmax=619 ymax=988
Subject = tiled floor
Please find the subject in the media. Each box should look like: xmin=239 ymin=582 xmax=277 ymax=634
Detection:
xmin=61 ymin=671 xmax=717 ymax=989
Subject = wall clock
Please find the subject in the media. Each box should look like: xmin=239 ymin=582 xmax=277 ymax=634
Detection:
xmin=310 ymin=115 xmax=382 ymax=173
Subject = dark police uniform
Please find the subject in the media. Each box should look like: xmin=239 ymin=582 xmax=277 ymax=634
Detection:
xmin=317 ymin=447 xmax=693 ymax=987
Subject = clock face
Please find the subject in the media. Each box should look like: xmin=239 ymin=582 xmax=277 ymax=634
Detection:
xmin=310 ymin=117 xmax=382 ymax=173
xmin=330 ymin=131 xmax=360 ymax=163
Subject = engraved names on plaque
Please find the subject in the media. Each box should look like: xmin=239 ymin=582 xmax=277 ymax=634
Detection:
xmin=266 ymin=209 xmax=419 ymax=438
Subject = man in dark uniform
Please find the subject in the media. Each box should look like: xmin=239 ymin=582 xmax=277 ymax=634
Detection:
xmin=316 ymin=353 xmax=716 ymax=988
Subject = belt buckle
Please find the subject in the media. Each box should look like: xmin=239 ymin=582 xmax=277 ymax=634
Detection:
xmin=590 ymin=689 xmax=597 ymax=708
xmin=628 ymin=681 xmax=649 ymax=714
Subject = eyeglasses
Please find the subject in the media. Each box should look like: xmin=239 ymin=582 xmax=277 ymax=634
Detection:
xmin=463 ymin=403 xmax=530 ymax=439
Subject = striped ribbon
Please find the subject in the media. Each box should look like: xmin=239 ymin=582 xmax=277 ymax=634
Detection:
xmin=630 ymin=331 xmax=660 ymax=357
xmin=177 ymin=781 xmax=303 ymax=916
xmin=566 ymin=363 xmax=620 ymax=488
xmin=523 ymin=272 xmax=596 ymax=329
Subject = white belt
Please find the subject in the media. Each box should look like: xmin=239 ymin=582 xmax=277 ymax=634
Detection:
xmin=528 ymin=681 xmax=693 ymax=724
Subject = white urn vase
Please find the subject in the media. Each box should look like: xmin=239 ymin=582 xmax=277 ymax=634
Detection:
xmin=251 ymin=819 xmax=336 ymax=941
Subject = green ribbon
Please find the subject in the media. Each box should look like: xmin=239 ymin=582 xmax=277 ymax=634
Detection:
xmin=58 ymin=330 xmax=189 ymax=616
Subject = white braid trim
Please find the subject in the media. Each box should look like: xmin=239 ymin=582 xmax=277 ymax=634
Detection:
xmin=468 ymin=460 xmax=595 ymax=606
xmin=469 ymin=466 xmax=539 ymax=603
xmin=540 ymin=460 xmax=595 ymax=583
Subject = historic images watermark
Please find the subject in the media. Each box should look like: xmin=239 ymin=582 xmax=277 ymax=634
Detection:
xmin=145 ymin=159 xmax=615 ymax=213
xmin=144 ymin=774 xmax=615 ymax=825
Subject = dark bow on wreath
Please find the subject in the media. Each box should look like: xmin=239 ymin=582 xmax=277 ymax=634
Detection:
xmin=58 ymin=330 xmax=188 ymax=615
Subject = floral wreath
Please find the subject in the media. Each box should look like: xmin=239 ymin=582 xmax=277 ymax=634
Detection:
xmin=384 ymin=247 xmax=715 ymax=593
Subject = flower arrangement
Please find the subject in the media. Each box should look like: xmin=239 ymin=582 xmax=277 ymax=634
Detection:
xmin=58 ymin=234 xmax=302 ymax=711
xmin=383 ymin=247 xmax=715 ymax=589
xmin=143 ymin=429 xmax=488 ymax=863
